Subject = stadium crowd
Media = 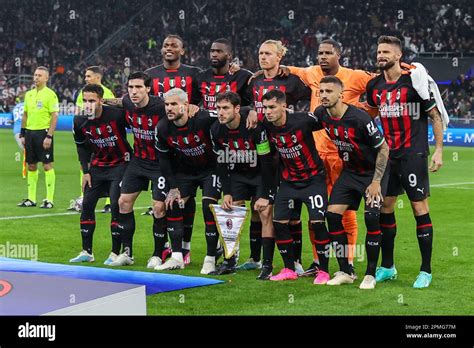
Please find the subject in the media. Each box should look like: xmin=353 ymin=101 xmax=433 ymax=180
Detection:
xmin=1 ymin=0 xmax=472 ymax=113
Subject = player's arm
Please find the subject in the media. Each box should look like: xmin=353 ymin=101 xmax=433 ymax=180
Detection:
xmin=427 ymin=106 xmax=443 ymax=172
xmin=254 ymin=127 xmax=274 ymax=211
xmin=103 ymin=97 xmax=124 ymax=108
xmin=306 ymin=110 xmax=324 ymax=131
xmin=72 ymin=119 xmax=92 ymax=190
xmin=365 ymin=80 xmax=380 ymax=118
xmin=44 ymin=94 xmax=60 ymax=150
xmin=365 ymin=119 xmax=389 ymax=207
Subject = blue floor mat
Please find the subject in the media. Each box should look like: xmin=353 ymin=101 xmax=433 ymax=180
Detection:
xmin=0 ymin=257 xmax=223 ymax=295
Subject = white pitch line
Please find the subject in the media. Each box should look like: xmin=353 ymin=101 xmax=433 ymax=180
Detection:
xmin=431 ymin=182 xmax=474 ymax=187
xmin=0 ymin=206 xmax=151 ymax=221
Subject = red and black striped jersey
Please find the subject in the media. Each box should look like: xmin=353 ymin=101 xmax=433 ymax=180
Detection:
xmin=249 ymin=73 xmax=311 ymax=121
xmin=145 ymin=63 xmax=202 ymax=104
xmin=263 ymin=111 xmax=325 ymax=182
xmin=155 ymin=111 xmax=217 ymax=174
xmin=123 ymin=95 xmax=166 ymax=161
xmin=210 ymin=112 xmax=269 ymax=174
xmin=73 ymin=105 xmax=132 ymax=168
xmin=366 ymin=73 xmax=436 ymax=159
xmin=314 ymin=104 xmax=386 ymax=176
xmin=196 ymin=68 xmax=253 ymax=113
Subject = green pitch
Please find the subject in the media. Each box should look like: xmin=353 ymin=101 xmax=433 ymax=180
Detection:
xmin=1 ymin=129 xmax=473 ymax=315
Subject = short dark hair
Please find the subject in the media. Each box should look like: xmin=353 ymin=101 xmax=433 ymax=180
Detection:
xmin=377 ymin=35 xmax=402 ymax=51
xmin=82 ymin=84 xmax=104 ymax=98
xmin=320 ymin=75 xmax=344 ymax=89
xmin=165 ymin=34 xmax=185 ymax=48
xmin=86 ymin=66 xmax=103 ymax=75
xmin=127 ymin=71 xmax=151 ymax=87
xmin=262 ymin=89 xmax=286 ymax=103
xmin=320 ymin=39 xmax=342 ymax=54
xmin=213 ymin=38 xmax=232 ymax=52
xmin=216 ymin=91 xmax=241 ymax=106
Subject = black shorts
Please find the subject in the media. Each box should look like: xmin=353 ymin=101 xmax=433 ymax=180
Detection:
xmin=120 ymin=157 xmax=169 ymax=202
xmin=329 ymin=170 xmax=389 ymax=212
xmin=230 ymin=172 xmax=275 ymax=204
xmin=386 ymin=154 xmax=429 ymax=201
xmin=25 ymin=129 xmax=54 ymax=164
xmin=177 ymin=170 xmax=221 ymax=200
xmin=85 ymin=164 xmax=128 ymax=199
xmin=273 ymin=174 xmax=328 ymax=221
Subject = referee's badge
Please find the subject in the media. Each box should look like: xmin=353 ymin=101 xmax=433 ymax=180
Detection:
xmin=36 ymin=101 xmax=43 ymax=109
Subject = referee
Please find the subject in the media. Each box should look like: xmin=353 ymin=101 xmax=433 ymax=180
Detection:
xmin=18 ymin=66 xmax=59 ymax=209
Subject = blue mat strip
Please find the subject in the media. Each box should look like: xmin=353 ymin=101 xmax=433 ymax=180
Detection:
xmin=0 ymin=257 xmax=223 ymax=295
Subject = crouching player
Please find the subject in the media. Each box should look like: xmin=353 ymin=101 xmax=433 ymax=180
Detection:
xmin=70 ymin=84 xmax=132 ymax=264
xmin=314 ymin=76 xmax=389 ymax=288
xmin=210 ymin=91 xmax=275 ymax=278
xmin=155 ymin=88 xmax=222 ymax=274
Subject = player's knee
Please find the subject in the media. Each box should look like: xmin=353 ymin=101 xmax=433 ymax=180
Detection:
xmin=289 ymin=219 xmax=301 ymax=225
xmin=152 ymin=201 xmax=166 ymax=218
xmin=27 ymin=164 xmax=37 ymax=171
xmin=43 ymin=163 xmax=53 ymax=171
xmin=259 ymin=206 xmax=273 ymax=223
xmin=118 ymin=195 xmax=133 ymax=213
xmin=381 ymin=196 xmax=397 ymax=213
xmin=411 ymin=200 xmax=429 ymax=216
xmin=364 ymin=211 xmax=380 ymax=232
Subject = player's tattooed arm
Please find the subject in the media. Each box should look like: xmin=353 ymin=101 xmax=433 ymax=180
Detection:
xmin=373 ymin=141 xmax=389 ymax=182
xmin=427 ymin=106 xmax=443 ymax=172
xmin=103 ymin=97 xmax=123 ymax=108
xmin=366 ymin=141 xmax=389 ymax=207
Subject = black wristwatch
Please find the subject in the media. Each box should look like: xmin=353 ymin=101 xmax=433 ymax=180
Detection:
xmin=45 ymin=134 xmax=53 ymax=139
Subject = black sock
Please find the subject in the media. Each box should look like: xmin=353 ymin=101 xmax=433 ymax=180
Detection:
xmin=119 ymin=211 xmax=135 ymax=257
xmin=326 ymin=212 xmax=350 ymax=274
xmin=289 ymin=221 xmax=303 ymax=263
xmin=262 ymin=237 xmax=275 ymax=267
xmin=273 ymin=222 xmax=295 ymax=270
xmin=312 ymin=221 xmax=330 ymax=273
xmin=153 ymin=216 xmax=167 ymax=257
xmin=110 ymin=220 xmax=121 ymax=255
xmin=380 ymin=212 xmax=396 ymax=268
xmin=415 ymin=213 xmax=433 ymax=273
xmin=166 ymin=204 xmax=184 ymax=253
xmin=365 ymin=211 xmax=382 ymax=276
xmin=183 ymin=198 xmax=196 ymax=252
xmin=80 ymin=220 xmax=96 ymax=254
xmin=203 ymin=199 xmax=218 ymax=256
xmin=249 ymin=220 xmax=262 ymax=261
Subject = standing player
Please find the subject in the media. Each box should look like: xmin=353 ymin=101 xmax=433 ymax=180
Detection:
xmin=18 ymin=66 xmax=59 ymax=209
xmin=261 ymin=90 xmax=330 ymax=283
xmin=71 ymin=66 xmax=115 ymax=213
xmin=366 ymin=36 xmax=444 ymax=288
xmin=155 ymin=88 xmax=221 ymax=274
xmin=144 ymin=35 xmax=202 ymax=262
xmin=110 ymin=72 xmax=169 ymax=268
xmin=249 ymin=40 xmax=311 ymax=273
xmin=314 ymin=76 xmax=389 ymax=288
xmin=197 ymin=38 xmax=266 ymax=271
xmin=211 ymin=92 xmax=275 ymax=278
xmin=145 ymin=35 xmax=202 ymax=104
xmin=197 ymin=38 xmax=253 ymax=114
xmin=280 ymin=39 xmax=375 ymax=277
xmin=70 ymin=84 xmax=132 ymax=264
